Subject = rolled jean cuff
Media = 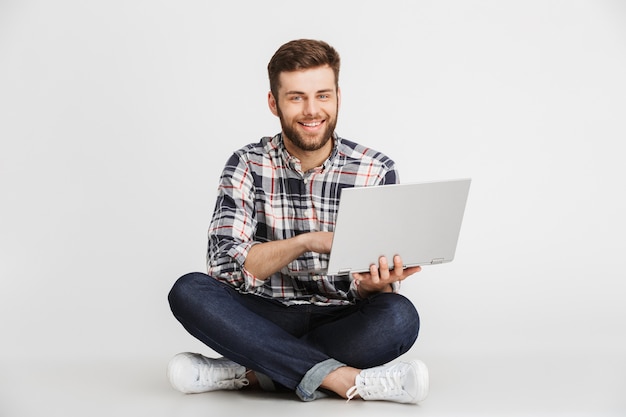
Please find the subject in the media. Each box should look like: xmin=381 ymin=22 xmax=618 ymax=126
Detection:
xmin=296 ymin=358 xmax=346 ymax=401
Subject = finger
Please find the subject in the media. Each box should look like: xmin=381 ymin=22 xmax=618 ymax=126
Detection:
xmin=369 ymin=263 xmax=380 ymax=284
xmin=403 ymin=265 xmax=422 ymax=278
xmin=392 ymin=255 xmax=404 ymax=277
xmin=378 ymin=256 xmax=391 ymax=280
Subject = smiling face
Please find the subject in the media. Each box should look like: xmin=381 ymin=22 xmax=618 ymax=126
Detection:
xmin=268 ymin=65 xmax=340 ymax=160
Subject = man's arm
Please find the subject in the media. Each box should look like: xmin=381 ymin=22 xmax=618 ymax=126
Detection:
xmin=244 ymin=231 xmax=333 ymax=280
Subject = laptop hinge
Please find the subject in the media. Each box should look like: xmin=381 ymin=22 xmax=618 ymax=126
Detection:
xmin=338 ymin=268 xmax=352 ymax=275
xmin=430 ymin=258 xmax=444 ymax=264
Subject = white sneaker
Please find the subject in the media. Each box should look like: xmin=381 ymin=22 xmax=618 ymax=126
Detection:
xmin=167 ymin=352 xmax=249 ymax=394
xmin=346 ymin=360 xmax=429 ymax=404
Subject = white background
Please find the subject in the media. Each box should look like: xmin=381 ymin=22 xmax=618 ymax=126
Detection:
xmin=1 ymin=1 xmax=625 ymax=412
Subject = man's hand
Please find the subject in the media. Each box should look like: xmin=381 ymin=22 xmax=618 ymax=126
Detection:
xmin=352 ymin=255 xmax=421 ymax=297
xmin=301 ymin=231 xmax=334 ymax=254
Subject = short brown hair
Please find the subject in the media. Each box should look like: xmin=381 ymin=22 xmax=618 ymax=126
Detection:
xmin=267 ymin=39 xmax=341 ymax=99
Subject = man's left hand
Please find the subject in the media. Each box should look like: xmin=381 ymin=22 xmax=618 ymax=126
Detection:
xmin=352 ymin=255 xmax=421 ymax=297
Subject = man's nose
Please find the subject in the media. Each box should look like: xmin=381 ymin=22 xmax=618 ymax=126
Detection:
xmin=303 ymin=98 xmax=319 ymax=116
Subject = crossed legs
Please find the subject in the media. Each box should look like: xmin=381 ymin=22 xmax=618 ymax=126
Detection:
xmin=168 ymin=272 xmax=420 ymax=400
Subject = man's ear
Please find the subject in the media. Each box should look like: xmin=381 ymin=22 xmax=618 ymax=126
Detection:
xmin=268 ymin=91 xmax=279 ymax=117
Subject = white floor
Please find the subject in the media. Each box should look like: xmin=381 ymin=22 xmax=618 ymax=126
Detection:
xmin=2 ymin=351 xmax=624 ymax=417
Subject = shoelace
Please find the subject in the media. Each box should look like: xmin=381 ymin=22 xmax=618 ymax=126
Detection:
xmin=345 ymin=385 xmax=359 ymax=401
xmin=195 ymin=360 xmax=249 ymax=390
xmin=213 ymin=373 xmax=250 ymax=390
xmin=345 ymin=368 xmax=405 ymax=402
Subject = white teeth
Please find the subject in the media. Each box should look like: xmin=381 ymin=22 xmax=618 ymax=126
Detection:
xmin=302 ymin=121 xmax=321 ymax=127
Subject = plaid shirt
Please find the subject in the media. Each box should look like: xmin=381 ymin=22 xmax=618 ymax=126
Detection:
xmin=207 ymin=133 xmax=399 ymax=305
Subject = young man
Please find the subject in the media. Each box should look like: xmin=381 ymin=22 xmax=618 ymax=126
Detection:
xmin=167 ymin=39 xmax=429 ymax=404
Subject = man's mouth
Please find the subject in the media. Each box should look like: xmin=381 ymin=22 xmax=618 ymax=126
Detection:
xmin=300 ymin=120 xmax=324 ymax=128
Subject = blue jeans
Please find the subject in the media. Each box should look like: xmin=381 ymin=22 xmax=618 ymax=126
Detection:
xmin=168 ymin=272 xmax=420 ymax=401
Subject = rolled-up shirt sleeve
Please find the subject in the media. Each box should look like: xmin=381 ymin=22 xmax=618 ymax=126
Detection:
xmin=206 ymin=152 xmax=265 ymax=290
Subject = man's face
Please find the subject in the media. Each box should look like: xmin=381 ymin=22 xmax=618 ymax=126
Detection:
xmin=268 ymin=65 xmax=340 ymax=154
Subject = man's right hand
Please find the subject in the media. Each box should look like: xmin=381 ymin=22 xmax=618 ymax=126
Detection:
xmin=302 ymin=231 xmax=333 ymax=254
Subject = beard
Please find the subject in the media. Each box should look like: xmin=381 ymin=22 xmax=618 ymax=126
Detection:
xmin=277 ymin=106 xmax=338 ymax=152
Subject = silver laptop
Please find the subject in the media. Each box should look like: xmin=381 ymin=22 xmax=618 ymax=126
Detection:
xmin=325 ymin=178 xmax=471 ymax=275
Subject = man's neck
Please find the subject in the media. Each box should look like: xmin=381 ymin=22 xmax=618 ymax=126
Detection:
xmin=282 ymin=135 xmax=333 ymax=173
